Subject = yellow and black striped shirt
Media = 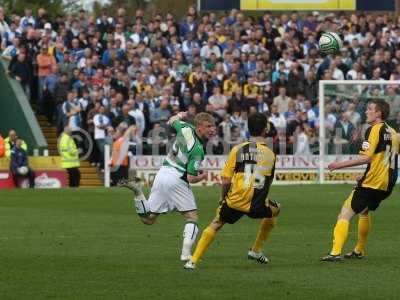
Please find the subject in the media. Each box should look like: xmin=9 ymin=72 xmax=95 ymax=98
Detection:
xmin=221 ymin=141 xmax=276 ymax=213
xmin=359 ymin=122 xmax=399 ymax=192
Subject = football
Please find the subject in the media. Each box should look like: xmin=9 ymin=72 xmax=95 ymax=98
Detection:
xmin=319 ymin=32 xmax=343 ymax=55
xmin=17 ymin=166 xmax=28 ymax=175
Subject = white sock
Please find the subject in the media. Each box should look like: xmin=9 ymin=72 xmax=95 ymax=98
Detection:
xmin=181 ymin=221 xmax=199 ymax=258
xmin=134 ymin=194 xmax=149 ymax=216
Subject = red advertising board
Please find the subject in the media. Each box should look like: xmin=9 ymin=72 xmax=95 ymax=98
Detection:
xmin=0 ymin=170 xmax=67 ymax=189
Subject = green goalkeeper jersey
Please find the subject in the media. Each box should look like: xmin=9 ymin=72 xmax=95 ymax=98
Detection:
xmin=163 ymin=120 xmax=205 ymax=178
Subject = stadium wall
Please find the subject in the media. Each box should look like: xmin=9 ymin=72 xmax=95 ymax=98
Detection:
xmin=128 ymin=155 xmax=369 ymax=186
xmin=0 ymin=59 xmax=47 ymax=154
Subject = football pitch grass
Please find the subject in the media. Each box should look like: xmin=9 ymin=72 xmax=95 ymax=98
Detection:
xmin=1 ymin=185 xmax=400 ymax=299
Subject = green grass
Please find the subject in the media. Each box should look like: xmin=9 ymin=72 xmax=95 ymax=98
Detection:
xmin=1 ymin=185 xmax=400 ymax=299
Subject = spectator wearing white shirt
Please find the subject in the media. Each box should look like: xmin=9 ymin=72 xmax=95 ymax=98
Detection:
xmin=208 ymin=86 xmax=228 ymax=118
xmin=114 ymin=24 xmax=126 ymax=49
xmin=129 ymin=24 xmax=149 ymax=46
xmin=330 ymin=60 xmax=344 ymax=81
xmin=344 ymin=25 xmax=363 ymax=44
xmin=0 ymin=10 xmax=10 ymax=36
xmin=273 ymin=87 xmax=292 ymax=114
xmin=93 ymin=106 xmax=110 ymax=168
xmin=181 ymin=32 xmax=199 ymax=63
xmin=294 ymin=124 xmax=311 ymax=155
xmin=346 ymin=62 xmax=363 ymax=80
xmin=128 ymin=99 xmax=146 ymax=137
xmin=200 ymin=37 xmax=221 ymax=59
xmin=269 ymin=104 xmax=287 ymax=131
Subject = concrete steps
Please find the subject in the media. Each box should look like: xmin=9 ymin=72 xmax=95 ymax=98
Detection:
xmin=36 ymin=115 xmax=103 ymax=187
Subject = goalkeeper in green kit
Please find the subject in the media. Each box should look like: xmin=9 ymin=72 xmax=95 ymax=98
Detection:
xmin=120 ymin=112 xmax=216 ymax=261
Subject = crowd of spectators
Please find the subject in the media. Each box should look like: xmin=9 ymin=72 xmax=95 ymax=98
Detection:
xmin=1 ymin=5 xmax=400 ymax=164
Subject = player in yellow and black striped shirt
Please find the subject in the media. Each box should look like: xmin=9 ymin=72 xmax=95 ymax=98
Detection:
xmin=321 ymin=100 xmax=399 ymax=262
xmin=184 ymin=113 xmax=281 ymax=270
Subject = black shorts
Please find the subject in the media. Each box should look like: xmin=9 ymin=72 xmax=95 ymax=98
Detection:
xmin=217 ymin=200 xmax=279 ymax=224
xmin=346 ymin=187 xmax=391 ymax=214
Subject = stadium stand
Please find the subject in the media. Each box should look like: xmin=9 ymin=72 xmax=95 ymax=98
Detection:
xmin=0 ymin=5 xmax=399 ymax=168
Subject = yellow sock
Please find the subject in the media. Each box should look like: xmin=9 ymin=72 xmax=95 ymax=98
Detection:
xmin=251 ymin=218 xmax=276 ymax=253
xmin=355 ymin=214 xmax=371 ymax=254
xmin=330 ymin=219 xmax=350 ymax=255
xmin=191 ymin=226 xmax=216 ymax=264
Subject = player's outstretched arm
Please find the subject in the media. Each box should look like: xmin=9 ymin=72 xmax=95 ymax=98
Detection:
xmin=328 ymin=155 xmax=371 ymax=171
xmin=167 ymin=111 xmax=187 ymax=126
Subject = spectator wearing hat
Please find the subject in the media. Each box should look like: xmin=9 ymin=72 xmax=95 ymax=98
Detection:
xmin=43 ymin=22 xmax=57 ymax=40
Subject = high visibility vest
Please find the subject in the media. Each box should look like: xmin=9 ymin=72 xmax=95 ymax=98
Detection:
xmin=59 ymin=133 xmax=80 ymax=169
xmin=111 ymin=137 xmax=128 ymax=167
xmin=4 ymin=137 xmax=28 ymax=157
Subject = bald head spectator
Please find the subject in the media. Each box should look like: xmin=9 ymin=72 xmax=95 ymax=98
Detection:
xmin=113 ymin=104 xmax=136 ymax=128
xmin=4 ymin=129 xmax=27 ymax=158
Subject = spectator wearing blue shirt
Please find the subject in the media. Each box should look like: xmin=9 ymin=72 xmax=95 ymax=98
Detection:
xmin=243 ymin=53 xmax=258 ymax=76
xmin=255 ymin=94 xmax=269 ymax=113
xmin=70 ymin=38 xmax=85 ymax=61
xmin=272 ymin=61 xmax=287 ymax=83
xmin=101 ymin=41 xmax=116 ymax=66
xmin=43 ymin=64 xmax=60 ymax=123
xmin=179 ymin=15 xmax=198 ymax=37
xmin=20 ymin=8 xmax=35 ymax=30
xmin=10 ymin=138 xmax=35 ymax=188
xmin=2 ymin=22 xmax=21 ymax=47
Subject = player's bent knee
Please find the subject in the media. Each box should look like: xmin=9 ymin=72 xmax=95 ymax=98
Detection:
xmin=337 ymin=206 xmax=355 ymax=221
xmin=210 ymin=219 xmax=224 ymax=231
xmin=268 ymin=199 xmax=281 ymax=218
xmin=265 ymin=217 xmax=277 ymax=227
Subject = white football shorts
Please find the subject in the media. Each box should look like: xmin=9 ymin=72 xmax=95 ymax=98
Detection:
xmin=147 ymin=166 xmax=197 ymax=213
